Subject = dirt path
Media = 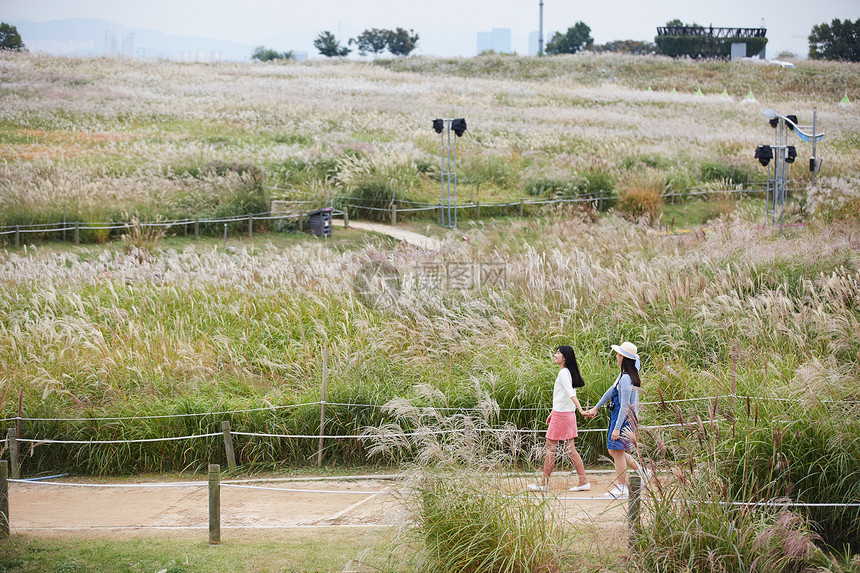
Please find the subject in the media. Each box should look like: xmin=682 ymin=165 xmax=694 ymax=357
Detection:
xmin=9 ymin=473 xmax=629 ymax=538
xmin=346 ymin=221 xmax=442 ymax=251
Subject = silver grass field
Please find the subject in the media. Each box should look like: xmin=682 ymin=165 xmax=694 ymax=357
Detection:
xmin=1 ymin=51 xmax=859 ymax=571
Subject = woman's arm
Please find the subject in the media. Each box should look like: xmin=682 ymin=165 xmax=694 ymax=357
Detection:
xmin=571 ymin=394 xmax=586 ymax=416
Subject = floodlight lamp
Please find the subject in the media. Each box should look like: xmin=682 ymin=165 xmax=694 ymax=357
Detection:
xmin=769 ymin=117 xmax=779 ymax=129
xmin=451 ymin=118 xmax=467 ymax=137
xmin=786 ymin=146 xmax=797 ymax=163
xmin=432 ymin=119 xmax=444 ymax=134
xmin=754 ymin=145 xmax=773 ymax=166
xmin=785 ymin=115 xmax=798 ymax=131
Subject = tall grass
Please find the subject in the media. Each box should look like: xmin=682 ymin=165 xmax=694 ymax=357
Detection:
xmin=2 ymin=52 xmax=858 ymax=230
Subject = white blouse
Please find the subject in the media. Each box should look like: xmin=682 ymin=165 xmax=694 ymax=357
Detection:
xmin=552 ymin=368 xmax=577 ymax=412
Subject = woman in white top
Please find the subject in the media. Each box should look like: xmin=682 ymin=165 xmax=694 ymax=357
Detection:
xmin=529 ymin=345 xmax=590 ymax=492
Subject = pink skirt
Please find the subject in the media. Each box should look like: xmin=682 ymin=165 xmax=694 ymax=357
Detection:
xmin=545 ymin=411 xmax=578 ymax=441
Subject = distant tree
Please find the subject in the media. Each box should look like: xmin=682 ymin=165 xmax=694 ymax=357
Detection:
xmin=808 ymin=18 xmax=860 ymax=62
xmin=664 ymin=19 xmax=702 ymax=28
xmin=593 ymin=40 xmax=658 ymax=55
xmin=251 ymin=46 xmax=294 ymax=61
xmin=349 ymin=28 xmax=389 ymax=56
xmin=0 ymin=22 xmax=25 ymax=51
xmin=545 ymin=22 xmax=593 ymax=55
xmin=385 ymin=28 xmax=419 ymax=56
xmin=314 ymin=31 xmax=351 ymax=57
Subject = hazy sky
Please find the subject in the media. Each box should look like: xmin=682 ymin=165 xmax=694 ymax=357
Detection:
xmin=3 ymin=0 xmax=858 ymax=57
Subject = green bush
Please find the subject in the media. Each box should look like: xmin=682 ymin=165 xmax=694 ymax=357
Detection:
xmin=459 ymin=155 xmax=516 ymax=188
xmin=699 ymin=161 xmax=753 ymax=186
xmin=523 ymin=176 xmax=574 ymax=197
xmin=335 ymin=178 xmax=405 ymax=222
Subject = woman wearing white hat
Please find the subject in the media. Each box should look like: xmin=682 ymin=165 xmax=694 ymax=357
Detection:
xmin=585 ymin=341 xmax=651 ymax=499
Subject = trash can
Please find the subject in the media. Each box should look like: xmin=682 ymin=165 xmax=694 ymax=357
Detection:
xmin=308 ymin=207 xmax=332 ymax=237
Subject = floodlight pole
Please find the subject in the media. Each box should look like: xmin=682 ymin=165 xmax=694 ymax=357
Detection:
xmin=766 ymin=117 xmax=789 ymax=235
xmin=439 ymin=119 xmax=458 ymax=228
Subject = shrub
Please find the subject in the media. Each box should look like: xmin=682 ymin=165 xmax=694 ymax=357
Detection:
xmin=616 ymin=170 xmax=664 ymax=222
xmin=523 ymin=176 xmax=574 ymax=197
xmin=459 ymin=155 xmax=516 ymax=188
xmin=401 ymin=472 xmax=564 ymax=573
xmin=699 ymin=161 xmax=753 ymax=187
xmin=336 ymin=178 xmax=402 ymax=222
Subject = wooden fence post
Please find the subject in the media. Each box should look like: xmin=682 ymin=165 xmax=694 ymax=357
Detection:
xmin=0 ymin=460 xmax=7 ymax=538
xmin=299 ymin=215 xmax=303 ymax=233
xmin=208 ymin=463 xmax=220 ymax=545
xmin=14 ymin=227 xmax=19 ymax=248
xmin=74 ymin=222 xmax=80 ymax=245
xmin=343 ymin=210 xmax=349 ymax=228
xmin=221 ymin=421 xmax=236 ymax=472
xmin=248 ymin=215 xmax=253 ymax=239
xmin=194 ymin=218 xmax=199 ymax=240
xmin=628 ymin=474 xmax=641 ymax=550
xmin=519 ymin=199 xmax=524 ymax=218
xmin=476 ymin=201 xmax=481 ymax=219
xmin=6 ymin=429 xmax=18 ymax=480
xmin=391 ymin=203 xmax=397 ymax=226
xmin=317 ymin=348 xmax=328 ymax=467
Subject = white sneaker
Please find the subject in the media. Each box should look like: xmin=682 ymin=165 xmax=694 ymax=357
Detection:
xmin=638 ymin=468 xmax=654 ymax=486
xmin=603 ymin=485 xmax=629 ymax=500
xmin=527 ymin=483 xmax=548 ymax=492
xmin=569 ymin=483 xmax=591 ymax=492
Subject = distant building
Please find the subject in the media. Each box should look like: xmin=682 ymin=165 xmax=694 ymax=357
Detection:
xmin=104 ymin=30 xmax=118 ymax=56
xmin=529 ymin=31 xmax=542 ymax=56
xmin=121 ymin=33 xmax=135 ymax=58
xmin=477 ymin=32 xmax=492 ymax=54
xmin=476 ymin=28 xmax=511 ymax=55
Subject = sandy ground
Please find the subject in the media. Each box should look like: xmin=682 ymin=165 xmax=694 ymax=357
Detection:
xmin=8 ymin=472 xmax=630 ymax=539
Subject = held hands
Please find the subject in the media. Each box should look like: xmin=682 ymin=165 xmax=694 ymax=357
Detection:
xmin=583 ymin=407 xmax=598 ymax=418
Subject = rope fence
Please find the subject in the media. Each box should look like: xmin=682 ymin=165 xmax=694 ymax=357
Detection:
xmin=1 ymin=393 xmax=850 ymax=425
xmin=1 ymin=182 xmax=791 ymax=245
xmin=1 ymin=464 xmax=856 ymax=545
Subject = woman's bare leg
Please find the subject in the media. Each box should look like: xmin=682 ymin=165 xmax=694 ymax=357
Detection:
xmin=609 ymin=449 xmax=628 ymax=488
xmin=565 ymin=441 xmax=588 ymax=485
xmin=541 ymin=439 xmax=558 ymax=484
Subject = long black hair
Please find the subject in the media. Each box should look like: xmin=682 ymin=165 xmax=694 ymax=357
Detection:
xmin=620 ymin=357 xmax=641 ymax=387
xmin=556 ymin=345 xmax=585 ymax=388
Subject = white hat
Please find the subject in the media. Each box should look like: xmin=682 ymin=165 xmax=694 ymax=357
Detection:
xmin=611 ymin=341 xmax=639 ymax=361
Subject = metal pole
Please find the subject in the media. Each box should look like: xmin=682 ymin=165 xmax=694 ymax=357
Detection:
xmin=452 ymin=126 xmax=458 ymax=228
xmin=811 ymin=107 xmax=818 ymax=186
xmin=223 ymin=223 xmax=227 ymax=249
xmin=538 ymin=0 xmax=544 ymax=56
